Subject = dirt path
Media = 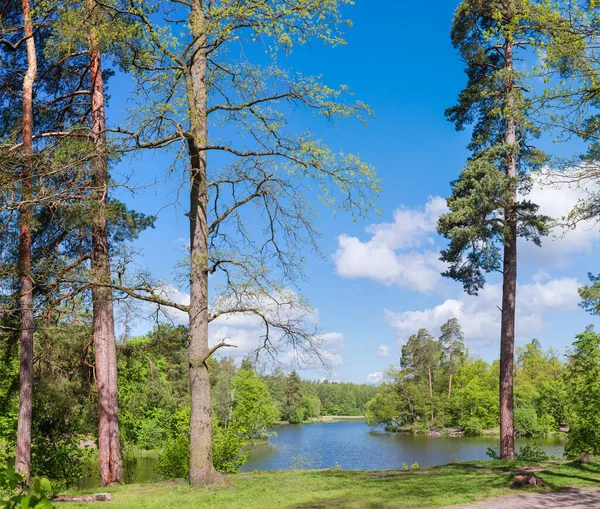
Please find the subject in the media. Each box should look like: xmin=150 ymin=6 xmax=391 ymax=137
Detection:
xmin=447 ymin=488 xmax=600 ymax=509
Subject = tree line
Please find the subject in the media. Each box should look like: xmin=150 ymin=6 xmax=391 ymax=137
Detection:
xmin=4 ymin=0 xmax=600 ymax=490
xmin=0 ymin=323 xmax=377 ymax=487
xmin=366 ymin=318 xmax=600 ymax=461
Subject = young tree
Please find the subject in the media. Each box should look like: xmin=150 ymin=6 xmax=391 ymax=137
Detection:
xmin=439 ymin=318 xmax=465 ymax=398
xmin=438 ymin=0 xmax=554 ymax=459
xmin=230 ymin=368 xmax=278 ymax=438
xmin=110 ymin=0 xmax=378 ymax=485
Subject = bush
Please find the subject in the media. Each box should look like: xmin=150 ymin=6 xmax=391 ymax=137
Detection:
xmin=212 ymin=425 xmax=249 ymax=475
xmin=155 ymin=408 xmax=249 ymax=479
xmin=485 ymin=447 xmax=500 ymax=460
xmin=0 ymin=464 xmax=54 ymax=508
xmin=31 ymin=435 xmax=86 ymax=491
xmin=462 ymin=417 xmax=483 ymax=436
xmin=515 ymin=407 xmax=548 ymax=438
xmin=516 ymin=443 xmax=549 ymax=462
xmin=155 ymin=433 xmax=189 ymax=479
xmin=565 ymin=427 xmax=600 ymax=459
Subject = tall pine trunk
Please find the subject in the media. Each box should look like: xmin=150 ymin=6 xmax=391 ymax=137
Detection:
xmin=186 ymin=1 xmax=222 ymax=486
xmin=15 ymin=0 xmax=37 ymax=480
xmin=499 ymin=35 xmax=516 ymax=461
xmin=89 ymin=8 xmax=122 ymax=485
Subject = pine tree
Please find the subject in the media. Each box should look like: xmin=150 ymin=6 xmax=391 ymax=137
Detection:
xmin=438 ymin=0 xmax=556 ymax=459
xmin=439 ymin=318 xmax=465 ymax=398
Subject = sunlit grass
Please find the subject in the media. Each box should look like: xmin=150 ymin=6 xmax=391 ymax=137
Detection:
xmin=57 ymin=461 xmax=600 ymax=509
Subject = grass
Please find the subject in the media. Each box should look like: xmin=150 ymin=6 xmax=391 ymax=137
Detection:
xmin=56 ymin=460 xmax=600 ymax=509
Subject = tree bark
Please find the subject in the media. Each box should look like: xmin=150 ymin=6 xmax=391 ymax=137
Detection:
xmin=89 ymin=6 xmax=122 ymax=485
xmin=448 ymin=333 xmax=454 ymax=398
xmin=186 ymin=1 xmax=223 ymax=486
xmin=15 ymin=0 xmax=37 ymax=481
xmin=500 ymin=35 xmax=517 ymax=461
xmin=428 ymin=361 xmax=434 ymax=422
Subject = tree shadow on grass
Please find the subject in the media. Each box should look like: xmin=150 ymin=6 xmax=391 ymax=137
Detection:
xmin=283 ymin=469 xmax=509 ymax=509
xmin=538 ymin=461 xmax=600 ymax=487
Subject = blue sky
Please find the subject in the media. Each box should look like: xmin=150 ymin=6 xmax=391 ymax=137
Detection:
xmin=107 ymin=0 xmax=600 ymax=384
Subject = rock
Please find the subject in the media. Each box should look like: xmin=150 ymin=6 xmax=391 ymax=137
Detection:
xmin=511 ymin=473 xmax=548 ymax=489
xmin=94 ymin=493 xmax=112 ymax=501
xmin=579 ymin=453 xmax=595 ymax=464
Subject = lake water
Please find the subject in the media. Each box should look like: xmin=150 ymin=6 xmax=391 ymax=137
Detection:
xmin=240 ymin=421 xmax=566 ymax=472
xmin=81 ymin=420 xmax=566 ymax=486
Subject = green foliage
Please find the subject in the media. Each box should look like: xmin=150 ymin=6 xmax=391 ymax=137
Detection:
xmin=30 ymin=435 xmax=86 ymax=491
xmin=462 ymin=417 xmax=483 ymax=437
xmin=155 ymin=434 xmax=189 ymax=480
xmin=0 ymin=464 xmax=53 ymax=509
xmin=230 ymin=369 xmax=278 ymax=438
xmin=565 ymin=327 xmax=600 ymax=458
xmin=514 ymin=407 xmax=549 ymax=438
xmin=485 ymin=448 xmax=500 ymax=461
xmin=155 ymin=407 xmax=247 ymax=479
xmin=515 ymin=444 xmax=549 ymax=463
xmin=367 ymin=329 xmax=566 ymax=435
xmin=438 ymin=0 xmax=553 ymax=294
xmin=212 ymin=423 xmax=249 ymax=475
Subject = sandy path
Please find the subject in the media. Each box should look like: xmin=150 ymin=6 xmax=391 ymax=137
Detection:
xmin=447 ymin=488 xmax=600 ymax=509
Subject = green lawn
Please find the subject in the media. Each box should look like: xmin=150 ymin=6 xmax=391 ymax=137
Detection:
xmin=57 ymin=461 xmax=600 ymax=509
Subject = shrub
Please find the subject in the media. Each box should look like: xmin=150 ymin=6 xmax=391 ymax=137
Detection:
xmin=155 ymin=408 xmax=248 ymax=479
xmin=462 ymin=417 xmax=483 ymax=436
xmin=0 ymin=464 xmax=54 ymax=508
xmin=155 ymin=434 xmax=189 ymax=479
xmin=485 ymin=447 xmax=500 ymax=460
xmin=515 ymin=407 xmax=548 ymax=438
xmin=516 ymin=443 xmax=549 ymax=462
xmin=31 ymin=435 xmax=86 ymax=491
xmin=212 ymin=425 xmax=249 ymax=475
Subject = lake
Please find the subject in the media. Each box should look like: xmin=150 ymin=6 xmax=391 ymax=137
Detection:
xmin=241 ymin=421 xmax=566 ymax=472
xmin=81 ymin=420 xmax=566 ymax=487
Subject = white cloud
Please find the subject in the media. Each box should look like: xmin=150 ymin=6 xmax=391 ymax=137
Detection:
xmin=520 ymin=172 xmax=600 ymax=267
xmin=366 ymin=372 xmax=384 ymax=385
xmin=157 ymin=284 xmax=190 ymax=325
xmin=385 ymin=277 xmax=581 ymax=348
xmin=376 ymin=345 xmax=390 ymax=357
xmin=333 ymin=197 xmax=448 ymax=293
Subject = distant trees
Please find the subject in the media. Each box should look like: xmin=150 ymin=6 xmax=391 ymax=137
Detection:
xmin=365 ymin=319 xmax=569 ymax=439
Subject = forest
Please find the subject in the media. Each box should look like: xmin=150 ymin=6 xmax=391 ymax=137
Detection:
xmin=5 ymin=0 xmax=600 ymax=508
